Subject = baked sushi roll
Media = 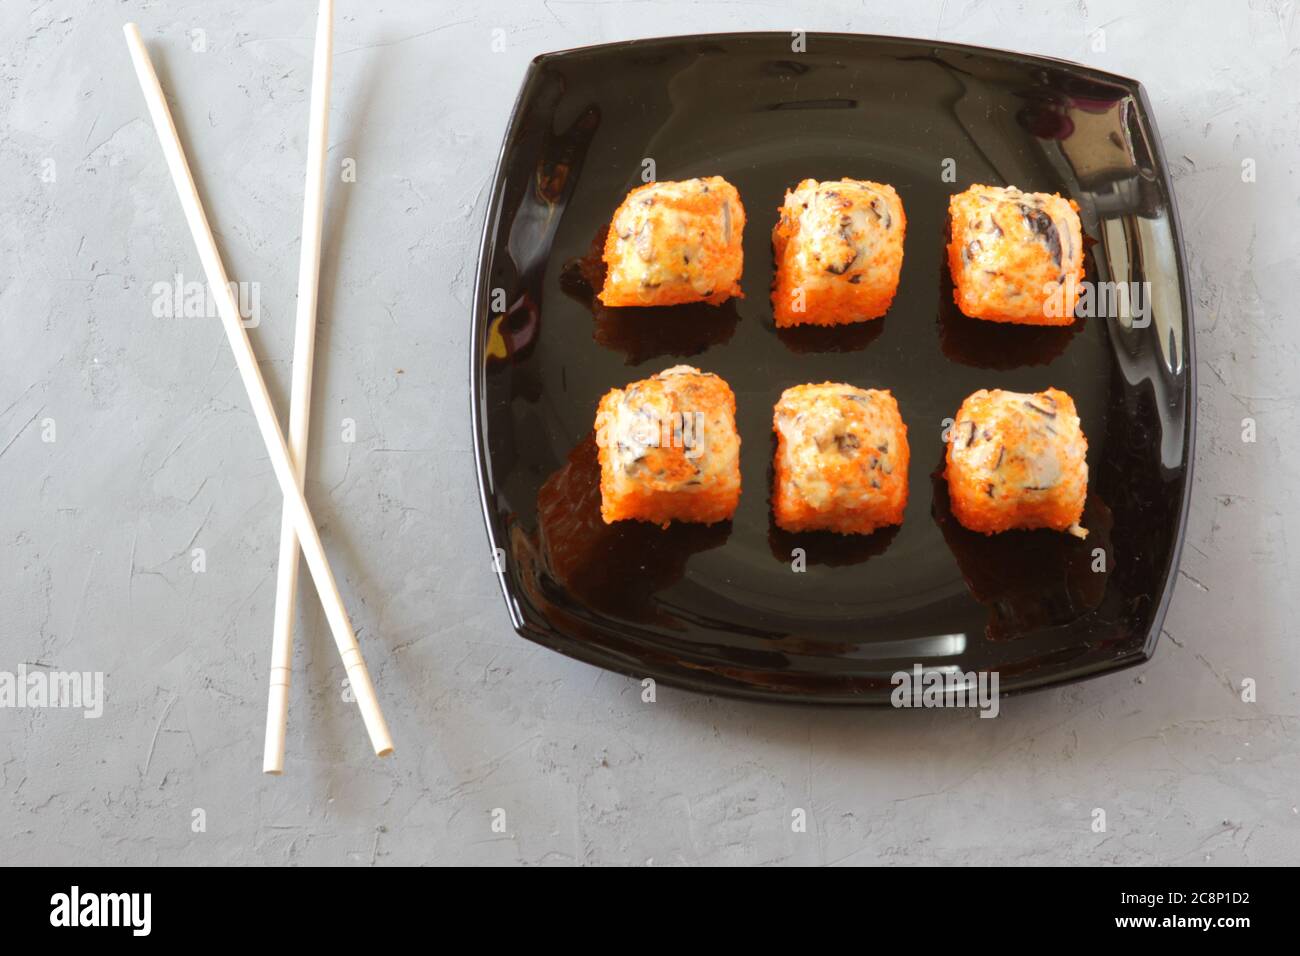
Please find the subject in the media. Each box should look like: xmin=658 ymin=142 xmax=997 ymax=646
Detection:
xmin=771 ymin=178 xmax=906 ymax=327
xmin=947 ymin=184 xmax=1085 ymax=325
xmin=595 ymin=365 xmax=741 ymax=527
xmin=945 ymin=388 xmax=1088 ymax=537
xmin=599 ymin=177 xmax=745 ymax=308
xmin=772 ymin=384 xmax=909 ymax=534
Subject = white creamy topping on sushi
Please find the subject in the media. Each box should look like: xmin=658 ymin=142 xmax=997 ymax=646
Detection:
xmin=775 ymin=384 xmax=898 ymax=510
xmin=609 ymin=179 xmax=736 ymax=295
xmin=783 ymin=179 xmax=900 ymax=290
xmin=950 ymin=389 xmax=1088 ymax=537
xmin=602 ymin=365 xmax=731 ymax=491
xmin=958 ymin=185 xmax=1076 ymax=279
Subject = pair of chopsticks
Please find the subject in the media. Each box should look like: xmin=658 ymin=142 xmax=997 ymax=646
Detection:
xmin=123 ymin=2 xmax=393 ymax=771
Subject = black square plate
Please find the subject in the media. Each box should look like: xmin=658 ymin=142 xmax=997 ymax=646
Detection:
xmin=471 ymin=33 xmax=1194 ymax=703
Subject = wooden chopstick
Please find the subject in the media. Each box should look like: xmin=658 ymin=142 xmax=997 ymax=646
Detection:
xmin=123 ymin=21 xmax=394 ymax=759
xmin=263 ymin=0 xmax=334 ymax=775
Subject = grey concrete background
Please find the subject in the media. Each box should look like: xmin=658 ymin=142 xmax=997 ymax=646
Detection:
xmin=1 ymin=0 xmax=1296 ymax=866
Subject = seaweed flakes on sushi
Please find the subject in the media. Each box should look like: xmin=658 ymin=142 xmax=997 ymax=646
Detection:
xmin=599 ymin=176 xmax=746 ymax=308
xmin=944 ymin=387 xmax=1089 ymax=537
xmin=594 ymin=365 xmax=741 ymax=527
xmin=771 ymin=178 xmax=906 ymax=327
xmin=772 ymin=383 xmax=909 ymax=534
xmin=947 ymin=184 xmax=1085 ymax=325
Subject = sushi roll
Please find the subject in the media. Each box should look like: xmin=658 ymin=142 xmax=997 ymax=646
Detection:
xmin=599 ymin=176 xmax=745 ymax=308
xmin=771 ymin=178 xmax=906 ymax=327
xmin=947 ymin=184 xmax=1085 ymax=325
xmin=594 ymin=365 xmax=741 ymax=527
xmin=945 ymin=388 xmax=1088 ymax=537
xmin=772 ymin=383 xmax=909 ymax=534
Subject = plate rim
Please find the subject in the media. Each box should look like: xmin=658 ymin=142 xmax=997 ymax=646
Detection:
xmin=528 ymin=30 xmax=1148 ymax=89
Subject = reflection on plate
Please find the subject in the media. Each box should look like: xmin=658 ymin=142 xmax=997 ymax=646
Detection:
xmin=774 ymin=319 xmax=887 ymax=354
xmin=768 ymin=522 xmax=900 ymax=568
xmin=930 ymin=461 xmax=1114 ymax=641
xmin=532 ymin=434 xmax=731 ymax=625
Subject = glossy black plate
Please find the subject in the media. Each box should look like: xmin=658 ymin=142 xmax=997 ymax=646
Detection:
xmin=470 ymin=33 xmax=1194 ymax=702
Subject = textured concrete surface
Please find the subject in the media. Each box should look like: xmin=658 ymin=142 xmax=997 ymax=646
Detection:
xmin=1 ymin=0 xmax=1297 ymax=866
